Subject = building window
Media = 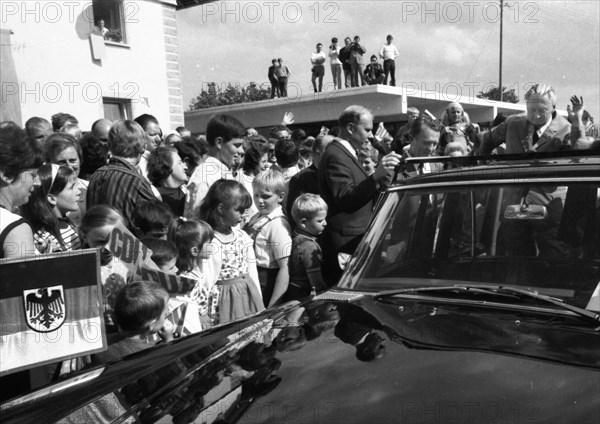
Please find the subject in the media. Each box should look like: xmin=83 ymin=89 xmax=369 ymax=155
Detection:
xmin=92 ymin=0 xmax=127 ymax=44
xmin=103 ymin=98 xmax=132 ymax=121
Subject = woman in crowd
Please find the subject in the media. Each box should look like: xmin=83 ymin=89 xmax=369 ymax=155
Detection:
xmin=236 ymin=138 xmax=270 ymax=223
xmin=0 ymin=131 xmax=44 ymax=259
xmin=45 ymin=133 xmax=88 ymax=226
xmin=20 ymin=164 xmax=81 ymax=253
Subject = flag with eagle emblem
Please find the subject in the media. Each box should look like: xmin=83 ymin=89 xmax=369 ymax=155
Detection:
xmin=0 ymin=249 xmax=106 ymax=376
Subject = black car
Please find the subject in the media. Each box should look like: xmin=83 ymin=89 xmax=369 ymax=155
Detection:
xmin=2 ymin=153 xmax=600 ymax=424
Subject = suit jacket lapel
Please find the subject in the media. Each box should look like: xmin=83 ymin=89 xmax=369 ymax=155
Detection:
xmin=535 ymin=116 xmax=558 ymax=150
xmin=332 ymin=139 xmax=369 ymax=177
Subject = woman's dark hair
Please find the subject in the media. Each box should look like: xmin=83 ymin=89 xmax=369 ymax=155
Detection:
xmin=199 ymin=179 xmax=252 ymax=229
xmin=167 ymin=218 xmax=214 ymax=273
xmin=44 ymin=132 xmax=82 ymax=163
xmin=243 ymin=141 xmax=269 ymax=175
xmin=80 ymin=205 xmax=124 ymax=239
xmin=0 ymin=134 xmax=44 ymax=185
xmin=275 ymin=139 xmax=298 ymax=168
xmin=147 ymin=146 xmax=177 ymax=187
xmin=174 ymin=140 xmax=204 ymax=175
xmin=79 ymin=133 xmax=109 ymax=178
xmin=20 ymin=164 xmax=75 ymax=249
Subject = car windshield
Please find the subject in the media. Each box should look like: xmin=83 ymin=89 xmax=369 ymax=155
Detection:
xmin=339 ymin=181 xmax=600 ymax=310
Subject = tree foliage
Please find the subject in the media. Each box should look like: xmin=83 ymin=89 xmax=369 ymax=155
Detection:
xmin=477 ymin=85 xmax=519 ymax=103
xmin=189 ymin=82 xmax=271 ymax=110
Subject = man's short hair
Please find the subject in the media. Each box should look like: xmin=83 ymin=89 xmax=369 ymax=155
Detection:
xmin=409 ymin=114 xmax=442 ymax=139
xmin=339 ymin=105 xmax=372 ymax=128
xmin=292 ymin=193 xmax=328 ymax=223
xmin=134 ymin=114 xmax=159 ymax=131
xmin=275 ymin=139 xmax=298 ymax=168
xmin=25 ymin=117 xmax=52 ymax=138
xmin=299 ymin=146 xmax=312 ymax=161
xmin=51 ymin=112 xmax=78 ymax=132
xmin=253 ymin=169 xmax=286 ymax=194
xmin=370 ymin=55 xmax=377 ymax=61
xmin=206 ymin=114 xmax=246 ymax=147
xmin=407 ymin=107 xmax=420 ymax=115
xmin=524 ymin=83 xmax=557 ymax=106
xmin=269 ymin=125 xmax=290 ymax=139
xmin=114 ymin=281 xmax=168 ymax=333
xmin=108 ymin=119 xmax=146 ymax=158
xmin=332 ymin=37 xmax=338 ymax=43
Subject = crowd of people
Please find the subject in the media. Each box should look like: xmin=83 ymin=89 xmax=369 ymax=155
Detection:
xmin=0 ymin=83 xmax=598 ymax=391
xmin=270 ymin=34 xmax=401 ymax=97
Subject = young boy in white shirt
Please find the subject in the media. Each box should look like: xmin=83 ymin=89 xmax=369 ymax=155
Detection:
xmin=243 ymin=170 xmax=292 ymax=307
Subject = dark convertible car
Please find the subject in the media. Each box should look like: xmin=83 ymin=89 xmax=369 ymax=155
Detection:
xmin=2 ymin=153 xmax=599 ymax=423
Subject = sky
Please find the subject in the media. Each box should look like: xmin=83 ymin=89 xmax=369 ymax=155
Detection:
xmin=177 ymin=0 xmax=600 ymax=119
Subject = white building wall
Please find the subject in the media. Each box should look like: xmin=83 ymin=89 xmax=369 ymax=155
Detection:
xmin=1 ymin=0 xmax=181 ymax=130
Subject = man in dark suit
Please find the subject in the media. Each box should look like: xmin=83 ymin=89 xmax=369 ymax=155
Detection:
xmin=318 ymin=106 xmax=402 ymax=285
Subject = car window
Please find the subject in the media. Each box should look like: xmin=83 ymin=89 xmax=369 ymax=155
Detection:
xmin=341 ymin=182 xmax=600 ymax=308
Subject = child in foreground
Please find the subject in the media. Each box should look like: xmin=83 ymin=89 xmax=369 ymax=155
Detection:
xmin=284 ymin=194 xmax=328 ymax=301
xmin=200 ymin=179 xmax=264 ymax=324
xmin=168 ymin=217 xmax=219 ymax=325
xmin=91 ymin=281 xmax=174 ymax=366
xmin=358 ymin=145 xmax=379 ymax=176
xmin=243 ymin=170 xmax=292 ymax=307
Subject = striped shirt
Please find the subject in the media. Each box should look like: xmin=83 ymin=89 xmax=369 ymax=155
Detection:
xmin=87 ymin=156 xmax=157 ymax=227
xmin=34 ymin=218 xmax=81 ymax=253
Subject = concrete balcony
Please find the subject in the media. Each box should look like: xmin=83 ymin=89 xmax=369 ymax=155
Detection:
xmin=184 ymin=84 xmax=528 ymax=134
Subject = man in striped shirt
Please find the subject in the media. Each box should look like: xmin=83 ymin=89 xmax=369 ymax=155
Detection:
xmin=87 ymin=120 xmax=157 ymax=228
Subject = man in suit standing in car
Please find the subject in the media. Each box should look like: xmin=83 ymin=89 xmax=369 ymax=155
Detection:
xmin=318 ymin=105 xmax=402 ymax=285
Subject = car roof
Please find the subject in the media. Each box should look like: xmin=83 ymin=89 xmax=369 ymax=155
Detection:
xmin=391 ymin=152 xmax=600 ymax=188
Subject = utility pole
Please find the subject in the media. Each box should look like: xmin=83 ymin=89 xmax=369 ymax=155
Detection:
xmin=499 ymin=0 xmax=504 ymax=102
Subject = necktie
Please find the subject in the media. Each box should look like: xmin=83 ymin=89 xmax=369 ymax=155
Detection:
xmin=533 ymin=130 xmax=540 ymax=145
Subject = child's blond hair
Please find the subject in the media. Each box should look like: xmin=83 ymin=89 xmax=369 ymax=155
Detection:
xmin=252 ymin=169 xmax=286 ymax=194
xmin=291 ymin=193 xmax=328 ymax=224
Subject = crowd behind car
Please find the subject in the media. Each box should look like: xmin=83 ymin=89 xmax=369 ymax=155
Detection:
xmin=0 ymin=82 xmax=598 ymax=399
